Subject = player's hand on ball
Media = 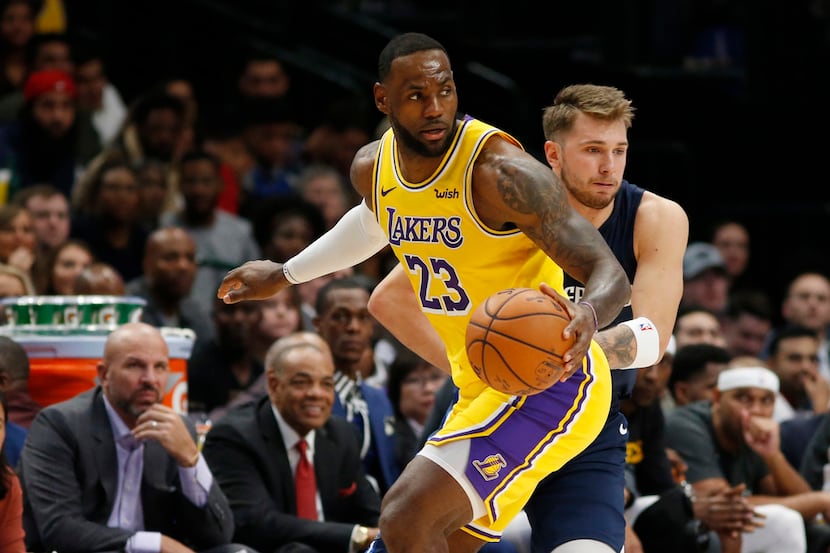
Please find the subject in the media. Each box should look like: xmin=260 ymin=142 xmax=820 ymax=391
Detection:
xmin=538 ymin=282 xmax=594 ymax=381
xmin=218 ymin=260 xmax=289 ymax=303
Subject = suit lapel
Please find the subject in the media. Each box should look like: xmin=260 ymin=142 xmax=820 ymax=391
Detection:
xmin=90 ymin=389 xmax=119 ymax=506
xmin=258 ymin=399 xmax=295 ymax=509
xmin=314 ymin=424 xmax=337 ymax=513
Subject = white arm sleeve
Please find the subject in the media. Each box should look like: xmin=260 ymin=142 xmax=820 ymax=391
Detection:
xmin=282 ymin=200 xmax=389 ymax=284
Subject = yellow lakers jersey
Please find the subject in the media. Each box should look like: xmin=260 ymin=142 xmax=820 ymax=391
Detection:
xmin=372 ymin=118 xmax=566 ymax=393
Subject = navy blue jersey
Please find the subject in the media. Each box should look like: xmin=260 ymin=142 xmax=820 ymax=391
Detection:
xmin=563 ymin=179 xmax=644 ymax=413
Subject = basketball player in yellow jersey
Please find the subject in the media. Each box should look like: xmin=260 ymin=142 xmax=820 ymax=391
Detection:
xmin=218 ymin=33 xmax=632 ymax=553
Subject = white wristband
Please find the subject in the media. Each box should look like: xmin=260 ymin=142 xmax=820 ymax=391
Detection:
xmin=617 ymin=317 xmax=660 ymax=369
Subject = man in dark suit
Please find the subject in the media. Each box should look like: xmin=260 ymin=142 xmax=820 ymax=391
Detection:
xmin=18 ymin=322 xmax=254 ymax=553
xmin=203 ymin=331 xmax=381 ymax=553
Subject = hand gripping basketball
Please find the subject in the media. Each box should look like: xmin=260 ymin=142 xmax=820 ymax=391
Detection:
xmin=465 ymin=287 xmax=575 ymax=395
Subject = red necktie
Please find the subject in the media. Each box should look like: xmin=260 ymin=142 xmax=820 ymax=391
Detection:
xmin=295 ymin=439 xmax=318 ymax=520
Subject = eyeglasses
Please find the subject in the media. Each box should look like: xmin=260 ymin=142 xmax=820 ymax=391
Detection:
xmin=403 ymin=373 xmax=446 ymax=388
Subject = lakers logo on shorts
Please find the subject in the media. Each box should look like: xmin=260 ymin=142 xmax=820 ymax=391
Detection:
xmin=472 ymin=454 xmax=507 ymax=481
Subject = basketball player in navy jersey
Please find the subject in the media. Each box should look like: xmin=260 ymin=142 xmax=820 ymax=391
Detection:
xmin=527 ymin=84 xmax=688 ymax=552
xmin=368 ymin=84 xmax=688 ymax=552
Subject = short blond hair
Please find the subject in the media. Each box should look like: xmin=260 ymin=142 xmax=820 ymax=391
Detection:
xmin=542 ymin=84 xmax=634 ymax=141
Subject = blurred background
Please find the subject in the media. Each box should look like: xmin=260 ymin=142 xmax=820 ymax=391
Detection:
xmin=60 ymin=0 xmax=830 ymax=308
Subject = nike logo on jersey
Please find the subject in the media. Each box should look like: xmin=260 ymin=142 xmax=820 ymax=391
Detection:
xmin=381 ymin=186 xmax=397 ymax=197
xmin=619 ymin=423 xmax=628 ymax=435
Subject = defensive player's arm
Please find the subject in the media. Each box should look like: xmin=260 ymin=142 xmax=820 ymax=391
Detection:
xmin=594 ymin=192 xmax=688 ymax=368
xmin=218 ymin=143 xmax=386 ymax=303
xmin=471 ymin=137 xmax=630 ymax=372
xmin=368 ymin=263 xmax=452 ymax=373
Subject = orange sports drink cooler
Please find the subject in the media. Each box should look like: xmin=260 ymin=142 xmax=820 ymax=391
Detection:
xmin=16 ymin=330 xmax=193 ymax=414
xmin=1 ymin=296 xmax=194 ymax=415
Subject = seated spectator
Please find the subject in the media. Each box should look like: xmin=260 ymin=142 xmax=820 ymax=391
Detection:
xmin=0 ymin=334 xmax=41 ymax=429
xmin=674 ymin=304 xmax=727 ymax=349
xmin=666 ymin=366 xmax=827 ymax=553
xmin=666 ymin=343 xmax=731 ymax=410
xmin=125 ymin=226 xmax=214 ymax=348
xmin=301 ymin=96 xmax=371 ymax=186
xmin=74 ymin=89 xmax=187 ymax=228
xmin=40 ymin=237 xmax=93 ymax=294
xmin=721 ymin=289 xmax=774 ymax=359
xmin=296 ymin=268 xmax=353 ymax=331
xmin=10 ymin=184 xmax=71 ymax=291
xmin=0 ymin=204 xmax=36 ymax=284
xmin=17 ymin=322 xmax=254 ymax=553
xmin=203 ymin=331 xmax=381 ymax=553
xmin=70 ymin=158 xmax=148 ymax=282
xmin=621 ymin=347 xmax=754 ymax=553
xmin=681 ymin=242 xmax=730 ymax=317
xmin=386 ymin=348 xmax=448 ymax=473
xmin=297 ymin=163 xmax=353 ymax=230
xmin=159 ymin=149 xmax=261 ymax=315
xmin=11 ymin=183 xmax=70 ymax=250
xmin=161 ymin=77 xmax=198 ymax=160
xmin=709 ymin=219 xmax=752 ymax=291
xmin=73 ymin=42 xmax=128 ymax=148
xmin=249 ymin=287 xmax=304 ymax=367
xmin=313 ymin=276 xmax=399 ymax=494
xmin=238 ymin=97 xmax=306 ymax=218
xmin=73 ymin=261 xmax=125 ymax=295
xmin=0 ymin=263 xmax=34 ymax=298
xmin=134 ymin=159 xmax=170 ymax=232
xmin=251 ymin=195 xmax=325 ymax=263
xmin=0 ymin=68 xmax=96 ymax=198
xmin=766 ymin=324 xmax=827 ymax=423
xmin=0 ymin=391 xmax=25 ymax=553
xmin=188 ymin=296 xmax=262 ymax=418
xmin=768 ymin=272 xmax=830 ymax=383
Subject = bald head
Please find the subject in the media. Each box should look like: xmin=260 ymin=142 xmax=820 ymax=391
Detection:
xmin=143 ymin=226 xmax=196 ymax=297
xmin=100 ymin=322 xmax=170 ymax=426
xmin=104 ymin=322 xmax=168 ymax=361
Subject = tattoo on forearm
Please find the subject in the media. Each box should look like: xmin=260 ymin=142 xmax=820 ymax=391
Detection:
xmin=595 ymin=330 xmax=635 ymax=370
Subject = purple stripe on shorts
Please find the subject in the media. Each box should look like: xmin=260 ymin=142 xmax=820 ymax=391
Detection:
xmin=465 ymin=355 xmax=595 ymax=519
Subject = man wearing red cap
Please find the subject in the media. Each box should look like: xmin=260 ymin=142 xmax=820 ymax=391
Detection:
xmin=0 ymin=68 xmax=96 ymax=200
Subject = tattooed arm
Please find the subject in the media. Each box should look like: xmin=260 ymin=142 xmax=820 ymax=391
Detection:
xmin=471 ymin=136 xmax=630 ymax=373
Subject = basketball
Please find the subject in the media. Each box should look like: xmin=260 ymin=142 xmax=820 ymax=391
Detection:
xmin=465 ymin=287 xmax=574 ymax=395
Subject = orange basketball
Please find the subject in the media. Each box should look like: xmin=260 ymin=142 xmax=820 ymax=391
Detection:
xmin=465 ymin=287 xmax=574 ymax=395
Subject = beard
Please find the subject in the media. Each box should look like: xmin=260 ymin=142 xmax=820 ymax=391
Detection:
xmin=115 ymin=385 xmax=161 ymax=417
xmin=560 ymin=166 xmax=616 ymax=210
xmin=388 ymin=114 xmax=456 ymax=158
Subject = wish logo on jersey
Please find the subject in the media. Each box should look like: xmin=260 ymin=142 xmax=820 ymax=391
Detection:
xmin=385 ymin=207 xmax=463 ymax=248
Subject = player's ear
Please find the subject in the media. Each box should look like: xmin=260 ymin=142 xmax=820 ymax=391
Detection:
xmin=373 ymin=83 xmax=389 ymax=114
xmin=543 ymin=140 xmax=561 ymax=171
